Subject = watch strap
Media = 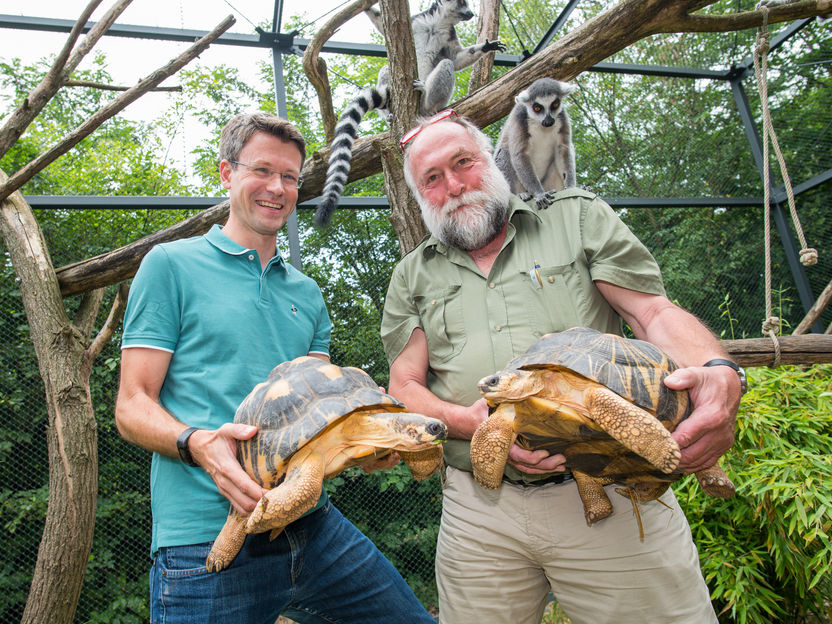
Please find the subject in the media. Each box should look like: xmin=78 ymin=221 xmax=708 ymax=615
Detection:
xmin=176 ymin=426 xmax=201 ymax=467
xmin=702 ymin=358 xmax=747 ymax=395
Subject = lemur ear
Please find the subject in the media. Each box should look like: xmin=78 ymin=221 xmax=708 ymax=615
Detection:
xmin=561 ymin=82 xmax=578 ymax=96
xmin=515 ymin=90 xmax=529 ymax=105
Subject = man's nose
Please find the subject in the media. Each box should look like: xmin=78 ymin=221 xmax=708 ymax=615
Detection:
xmin=446 ymin=171 xmax=465 ymax=196
xmin=266 ymin=173 xmax=285 ymax=194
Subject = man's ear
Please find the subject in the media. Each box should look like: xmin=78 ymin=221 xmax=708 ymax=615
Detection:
xmin=219 ymin=160 xmax=233 ymax=190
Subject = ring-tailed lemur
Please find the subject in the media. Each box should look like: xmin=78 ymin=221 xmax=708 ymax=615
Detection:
xmin=314 ymin=0 xmax=505 ymax=227
xmin=494 ymin=78 xmax=577 ymax=210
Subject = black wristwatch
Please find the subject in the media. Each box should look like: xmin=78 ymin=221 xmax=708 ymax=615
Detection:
xmin=703 ymin=359 xmax=747 ymax=396
xmin=176 ymin=426 xmax=201 ymax=467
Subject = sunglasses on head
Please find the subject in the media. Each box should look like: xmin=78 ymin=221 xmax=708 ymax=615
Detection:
xmin=399 ymin=109 xmax=458 ymax=150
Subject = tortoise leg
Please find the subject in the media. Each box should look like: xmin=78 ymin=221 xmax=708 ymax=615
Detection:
xmin=399 ymin=445 xmax=444 ymax=481
xmin=584 ymin=386 xmax=681 ymax=474
xmin=470 ymin=403 xmax=518 ymax=490
xmin=695 ymin=463 xmax=735 ymax=498
xmin=572 ymin=471 xmax=614 ymax=525
xmin=245 ymin=449 xmax=324 ymax=535
xmin=205 ymin=508 xmax=248 ymax=572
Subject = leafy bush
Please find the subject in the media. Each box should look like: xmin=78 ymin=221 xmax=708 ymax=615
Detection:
xmin=675 ymin=364 xmax=832 ymax=623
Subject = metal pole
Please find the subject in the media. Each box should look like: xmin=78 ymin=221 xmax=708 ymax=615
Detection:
xmin=270 ymin=0 xmax=302 ymax=271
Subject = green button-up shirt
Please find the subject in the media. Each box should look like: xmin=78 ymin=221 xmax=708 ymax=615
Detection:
xmin=381 ymin=190 xmax=665 ymax=481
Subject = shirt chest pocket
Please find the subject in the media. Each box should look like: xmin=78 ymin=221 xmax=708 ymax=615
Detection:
xmin=521 ymin=261 xmax=581 ymax=337
xmin=414 ymin=285 xmax=466 ymax=364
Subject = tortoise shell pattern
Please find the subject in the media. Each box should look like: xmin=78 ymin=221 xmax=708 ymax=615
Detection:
xmin=234 ymin=357 xmax=404 ymax=486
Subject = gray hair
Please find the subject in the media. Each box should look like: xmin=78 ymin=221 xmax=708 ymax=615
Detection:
xmin=219 ymin=112 xmax=306 ymax=168
xmin=402 ymin=114 xmax=494 ymax=193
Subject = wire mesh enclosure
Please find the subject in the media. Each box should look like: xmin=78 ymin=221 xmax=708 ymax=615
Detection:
xmin=1 ymin=1 xmax=831 ymax=622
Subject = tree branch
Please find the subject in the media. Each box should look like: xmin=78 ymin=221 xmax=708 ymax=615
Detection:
xmin=0 ymin=0 xmax=131 ymax=159
xmin=654 ymin=0 xmax=832 ymax=33
xmin=303 ymin=0 xmax=378 ymax=143
xmin=83 ymin=282 xmax=129 ymax=374
xmin=74 ymin=288 xmax=105 ymax=341
xmin=467 ymin=0 xmax=500 ymax=93
xmin=56 ymin=200 xmax=230 ymax=296
xmin=792 ymin=278 xmax=832 ymax=335
xmin=0 ymin=14 xmax=236 ymax=203
xmin=64 ymin=80 xmax=182 ymax=92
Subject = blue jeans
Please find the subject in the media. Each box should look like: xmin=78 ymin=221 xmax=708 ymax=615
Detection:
xmin=150 ymin=501 xmax=435 ymax=623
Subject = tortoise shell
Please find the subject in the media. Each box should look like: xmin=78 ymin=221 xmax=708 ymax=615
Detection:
xmin=509 ymin=326 xmax=686 ymax=425
xmin=484 ymin=327 xmax=690 ymax=483
xmin=235 ymin=356 xmax=404 ymax=486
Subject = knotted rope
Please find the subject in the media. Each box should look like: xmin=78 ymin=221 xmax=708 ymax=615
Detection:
xmin=753 ymin=3 xmax=817 ymax=364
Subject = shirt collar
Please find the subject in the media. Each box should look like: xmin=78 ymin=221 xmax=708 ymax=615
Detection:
xmin=204 ymin=224 xmax=286 ymax=268
xmin=422 ymin=194 xmax=540 ymax=257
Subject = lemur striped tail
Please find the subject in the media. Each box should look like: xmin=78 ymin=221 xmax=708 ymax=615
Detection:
xmin=313 ymin=85 xmax=391 ymax=228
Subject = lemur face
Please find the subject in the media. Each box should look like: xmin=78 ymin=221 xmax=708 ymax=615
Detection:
xmin=528 ymin=94 xmax=563 ymax=128
xmin=445 ymin=0 xmax=475 ymax=22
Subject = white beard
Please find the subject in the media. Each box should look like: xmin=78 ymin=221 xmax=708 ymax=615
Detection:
xmin=418 ymin=159 xmax=512 ymax=251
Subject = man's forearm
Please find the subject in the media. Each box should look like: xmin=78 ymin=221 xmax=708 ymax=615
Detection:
xmin=115 ymin=391 xmax=188 ymax=459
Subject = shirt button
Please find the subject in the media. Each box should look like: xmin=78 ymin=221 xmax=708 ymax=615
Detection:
xmin=488 ymin=282 xmax=496 ymax=289
xmin=248 ymin=254 xmax=254 ymax=261
xmin=494 ymin=325 xmax=502 ymax=332
xmin=547 ymin=276 xmax=554 ymax=283
xmin=432 ymin=299 xmax=437 ymax=305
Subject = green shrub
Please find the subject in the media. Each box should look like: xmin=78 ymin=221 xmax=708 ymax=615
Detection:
xmin=675 ymin=364 xmax=832 ymax=623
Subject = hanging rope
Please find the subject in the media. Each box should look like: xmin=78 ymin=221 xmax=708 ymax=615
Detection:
xmin=753 ymin=3 xmax=818 ymax=363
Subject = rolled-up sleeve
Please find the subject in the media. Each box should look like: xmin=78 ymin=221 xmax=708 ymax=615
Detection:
xmin=381 ymin=264 xmax=423 ymax=365
xmin=582 ymin=199 xmax=665 ymax=296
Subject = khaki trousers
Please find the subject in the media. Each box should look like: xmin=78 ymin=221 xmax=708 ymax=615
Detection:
xmin=435 ymin=466 xmax=718 ymax=624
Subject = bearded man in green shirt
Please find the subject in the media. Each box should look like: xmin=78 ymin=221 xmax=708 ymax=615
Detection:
xmin=382 ymin=111 xmax=744 ymax=624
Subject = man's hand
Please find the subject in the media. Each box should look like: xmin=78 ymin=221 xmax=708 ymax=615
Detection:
xmin=360 ymin=452 xmax=402 ymax=473
xmin=507 ymin=446 xmax=567 ymax=474
xmin=663 ymin=365 xmax=740 ymax=473
xmin=189 ymin=424 xmax=267 ymax=515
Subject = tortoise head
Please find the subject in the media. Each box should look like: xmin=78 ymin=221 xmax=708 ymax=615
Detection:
xmin=347 ymin=410 xmax=447 ymax=449
xmin=478 ymin=368 xmax=544 ymax=402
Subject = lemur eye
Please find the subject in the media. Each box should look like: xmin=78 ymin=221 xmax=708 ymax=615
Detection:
xmin=552 ymin=99 xmax=561 ymax=110
xmin=533 ymin=104 xmax=543 ymax=113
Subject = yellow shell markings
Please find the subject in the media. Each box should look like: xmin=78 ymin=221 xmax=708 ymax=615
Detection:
xmin=319 ymin=363 xmax=344 ymax=380
xmin=263 ymin=378 xmax=292 ymax=401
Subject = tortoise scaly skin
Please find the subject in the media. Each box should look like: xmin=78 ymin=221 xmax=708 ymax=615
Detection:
xmin=470 ymin=327 xmax=735 ymax=527
xmin=205 ymin=357 xmax=447 ymax=572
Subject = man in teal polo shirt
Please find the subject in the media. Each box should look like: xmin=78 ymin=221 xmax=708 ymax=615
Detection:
xmin=382 ymin=112 xmax=744 ymax=624
xmin=115 ymin=111 xmax=436 ymax=624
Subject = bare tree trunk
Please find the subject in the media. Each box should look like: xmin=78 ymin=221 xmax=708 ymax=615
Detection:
xmin=0 ymin=174 xmax=97 ymax=624
xmin=377 ymin=0 xmax=427 ymax=255
xmin=303 ymin=0 xmax=378 ymax=142
xmin=467 ymin=0 xmax=501 ymax=93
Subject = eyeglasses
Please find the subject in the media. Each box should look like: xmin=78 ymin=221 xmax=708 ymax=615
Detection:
xmin=229 ymin=160 xmax=303 ymax=189
xmin=399 ymin=109 xmax=458 ymax=150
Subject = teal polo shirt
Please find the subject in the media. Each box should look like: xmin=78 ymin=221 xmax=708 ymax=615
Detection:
xmin=122 ymin=224 xmax=331 ymax=555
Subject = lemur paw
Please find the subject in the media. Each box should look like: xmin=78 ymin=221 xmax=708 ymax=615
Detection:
xmin=482 ymin=39 xmax=506 ymax=53
xmin=518 ymin=192 xmax=533 ymax=203
xmin=412 ymin=80 xmax=426 ymax=94
xmin=534 ymin=190 xmax=558 ymax=210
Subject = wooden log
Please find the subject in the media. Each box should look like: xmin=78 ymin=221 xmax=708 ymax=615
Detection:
xmin=721 ymin=334 xmax=832 ymax=368
xmin=56 ymin=201 xmax=229 ymax=297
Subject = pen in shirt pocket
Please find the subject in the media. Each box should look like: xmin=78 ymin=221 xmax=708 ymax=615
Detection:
xmin=529 ymin=262 xmax=543 ymax=288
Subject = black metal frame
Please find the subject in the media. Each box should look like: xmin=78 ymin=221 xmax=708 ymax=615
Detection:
xmin=2 ymin=3 xmax=829 ymax=329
